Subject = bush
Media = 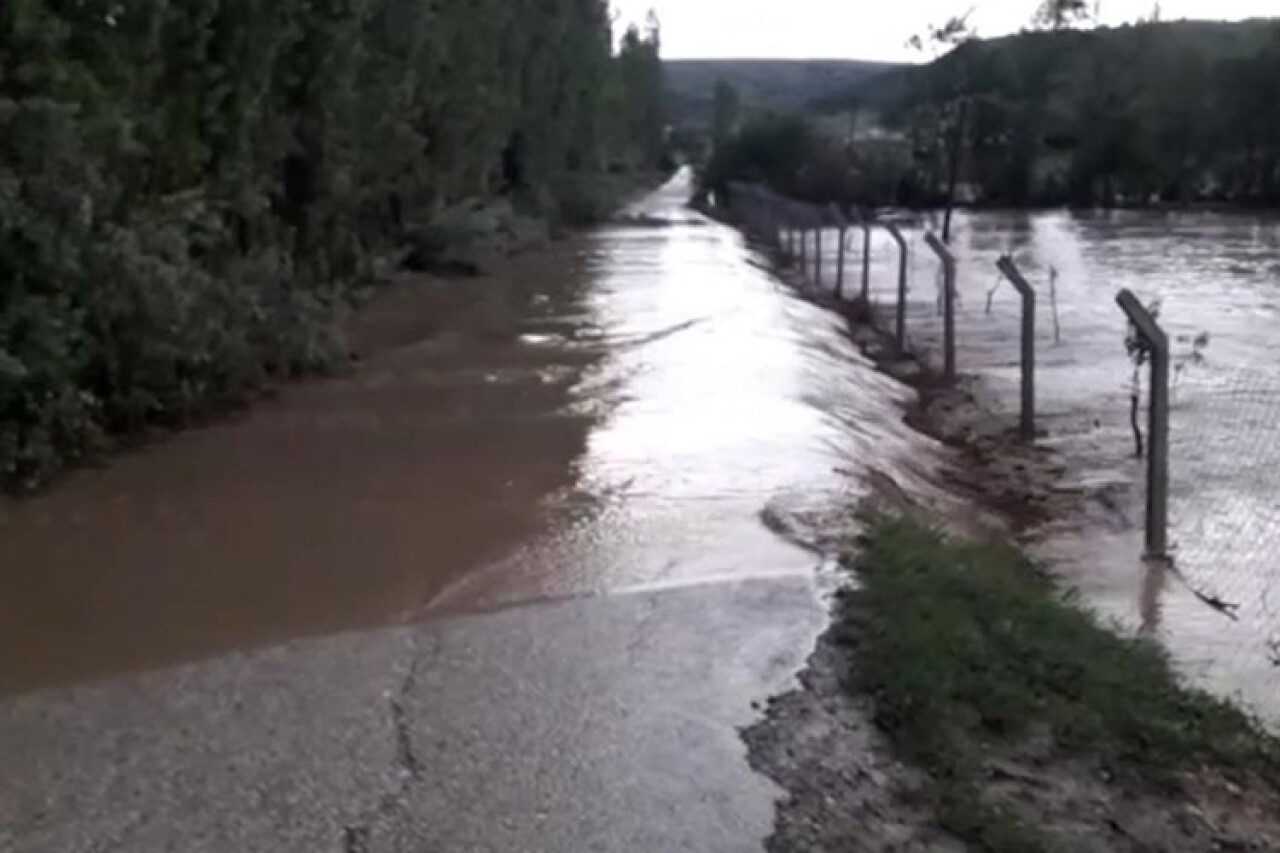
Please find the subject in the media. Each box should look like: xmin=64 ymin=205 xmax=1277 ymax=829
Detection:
xmin=702 ymin=112 xmax=914 ymax=209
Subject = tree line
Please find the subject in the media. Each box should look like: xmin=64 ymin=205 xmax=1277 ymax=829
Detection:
xmin=0 ymin=0 xmax=666 ymax=490
xmin=701 ymin=16 xmax=1280 ymax=211
xmin=895 ymin=17 xmax=1280 ymax=207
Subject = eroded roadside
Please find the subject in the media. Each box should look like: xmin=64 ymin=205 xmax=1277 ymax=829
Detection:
xmin=744 ymin=267 xmax=1280 ymax=852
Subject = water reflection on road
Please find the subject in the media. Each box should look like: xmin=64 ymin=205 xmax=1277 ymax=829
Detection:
xmin=0 ymin=171 xmax=942 ymax=695
xmin=428 ymin=177 xmax=946 ymax=613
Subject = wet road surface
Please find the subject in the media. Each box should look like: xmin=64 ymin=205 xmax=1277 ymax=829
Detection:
xmin=0 ymin=172 xmax=945 ymax=851
xmin=0 ymin=173 xmax=936 ymax=696
xmin=0 ymin=580 xmax=823 ymax=853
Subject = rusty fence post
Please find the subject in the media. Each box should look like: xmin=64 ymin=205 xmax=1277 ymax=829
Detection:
xmin=1116 ymin=290 xmax=1170 ymax=560
xmin=924 ymin=232 xmax=957 ymax=383
xmin=996 ymin=256 xmax=1037 ymax=442
xmin=884 ymin=223 xmax=909 ymax=353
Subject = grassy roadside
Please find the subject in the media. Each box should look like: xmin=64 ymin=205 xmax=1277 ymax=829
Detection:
xmin=845 ymin=511 xmax=1280 ymax=851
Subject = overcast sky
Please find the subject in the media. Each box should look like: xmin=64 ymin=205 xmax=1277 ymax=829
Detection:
xmin=612 ymin=1 xmax=1278 ymax=62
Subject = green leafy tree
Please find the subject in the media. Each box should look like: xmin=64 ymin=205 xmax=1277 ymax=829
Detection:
xmin=1034 ymin=0 xmax=1094 ymax=30
xmin=0 ymin=0 xmax=670 ymax=490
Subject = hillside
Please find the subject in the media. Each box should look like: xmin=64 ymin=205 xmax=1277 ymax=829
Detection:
xmin=828 ymin=17 xmax=1280 ymax=206
xmin=665 ymin=59 xmax=901 ymax=125
xmin=835 ymin=17 xmax=1280 ymax=110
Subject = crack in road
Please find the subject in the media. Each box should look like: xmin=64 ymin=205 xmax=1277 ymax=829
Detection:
xmin=342 ymin=632 xmax=432 ymax=851
xmin=390 ymin=656 xmax=424 ymax=782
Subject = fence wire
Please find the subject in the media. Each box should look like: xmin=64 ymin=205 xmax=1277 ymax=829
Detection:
xmin=724 ymin=182 xmax=1280 ymax=723
xmin=1167 ymin=367 xmax=1280 ymax=682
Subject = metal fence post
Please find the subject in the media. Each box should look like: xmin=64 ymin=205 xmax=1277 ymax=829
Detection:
xmin=861 ymin=222 xmax=872 ymax=303
xmin=924 ymin=233 xmax=957 ymax=383
xmin=814 ymin=217 xmax=823 ymax=288
xmin=830 ymin=205 xmax=847 ymax=299
xmin=996 ymin=256 xmax=1037 ymax=442
xmin=1116 ymin=290 xmax=1170 ymax=560
xmin=885 ymin=223 xmax=909 ymax=353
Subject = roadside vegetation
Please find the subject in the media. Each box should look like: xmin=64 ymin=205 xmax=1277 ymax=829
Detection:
xmin=0 ymin=1 xmax=668 ymax=492
xmin=839 ymin=512 xmax=1280 ymax=850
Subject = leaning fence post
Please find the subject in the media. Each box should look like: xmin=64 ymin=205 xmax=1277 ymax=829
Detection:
xmin=996 ymin=256 xmax=1037 ymax=442
xmin=924 ymin=233 xmax=957 ymax=383
xmin=1116 ymin=290 xmax=1170 ymax=560
xmin=884 ymin=223 xmax=909 ymax=353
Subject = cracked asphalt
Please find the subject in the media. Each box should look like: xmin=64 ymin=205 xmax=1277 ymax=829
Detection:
xmin=1 ymin=578 xmax=823 ymax=853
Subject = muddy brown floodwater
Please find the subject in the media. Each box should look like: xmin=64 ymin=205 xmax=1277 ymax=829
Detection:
xmin=0 ymin=171 xmax=947 ymax=697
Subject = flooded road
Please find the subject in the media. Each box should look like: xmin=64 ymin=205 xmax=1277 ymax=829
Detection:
xmin=841 ymin=208 xmax=1280 ymax=723
xmin=0 ymin=171 xmax=939 ymax=696
xmin=0 ymin=171 xmax=958 ymax=853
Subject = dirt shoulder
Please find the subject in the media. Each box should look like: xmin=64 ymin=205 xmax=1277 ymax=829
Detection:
xmin=746 ymin=284 xmax=1280 ymax=852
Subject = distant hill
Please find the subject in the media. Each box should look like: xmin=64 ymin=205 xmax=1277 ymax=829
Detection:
xmin=833 ymin=17 xmax=1280 ymax=111
xmin=818 ymin=17 xmax=1280 ymax=206
xmin=665 ymin=59 xmax=902 ymax=126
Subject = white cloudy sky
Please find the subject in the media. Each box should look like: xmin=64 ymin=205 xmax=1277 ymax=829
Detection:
xmin=612 ymin=0 xmax=1279 ymax=62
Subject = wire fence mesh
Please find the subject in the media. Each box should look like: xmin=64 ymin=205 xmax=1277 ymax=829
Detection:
xmin=724 ymin=182 xmax=1280 ymax=723
xmin=1166 ymin=366 xmax=1280 ymax=699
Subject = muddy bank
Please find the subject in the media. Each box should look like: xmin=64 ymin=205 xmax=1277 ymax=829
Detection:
xmin=766 ymin=261 xmax=1075 ymax=541
xmin=744 ymin=619 xmax=963 ymax=853
xmin=748 ymin=571 xmax=1280 ymax=853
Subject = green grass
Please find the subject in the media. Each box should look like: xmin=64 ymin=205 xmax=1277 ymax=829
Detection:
xmin=847 ymin=513 xmax=1280 ymax=851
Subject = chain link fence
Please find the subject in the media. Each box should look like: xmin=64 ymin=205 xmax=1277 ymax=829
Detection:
xmin=724 ymin=182 xmax=1280 ymax=723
